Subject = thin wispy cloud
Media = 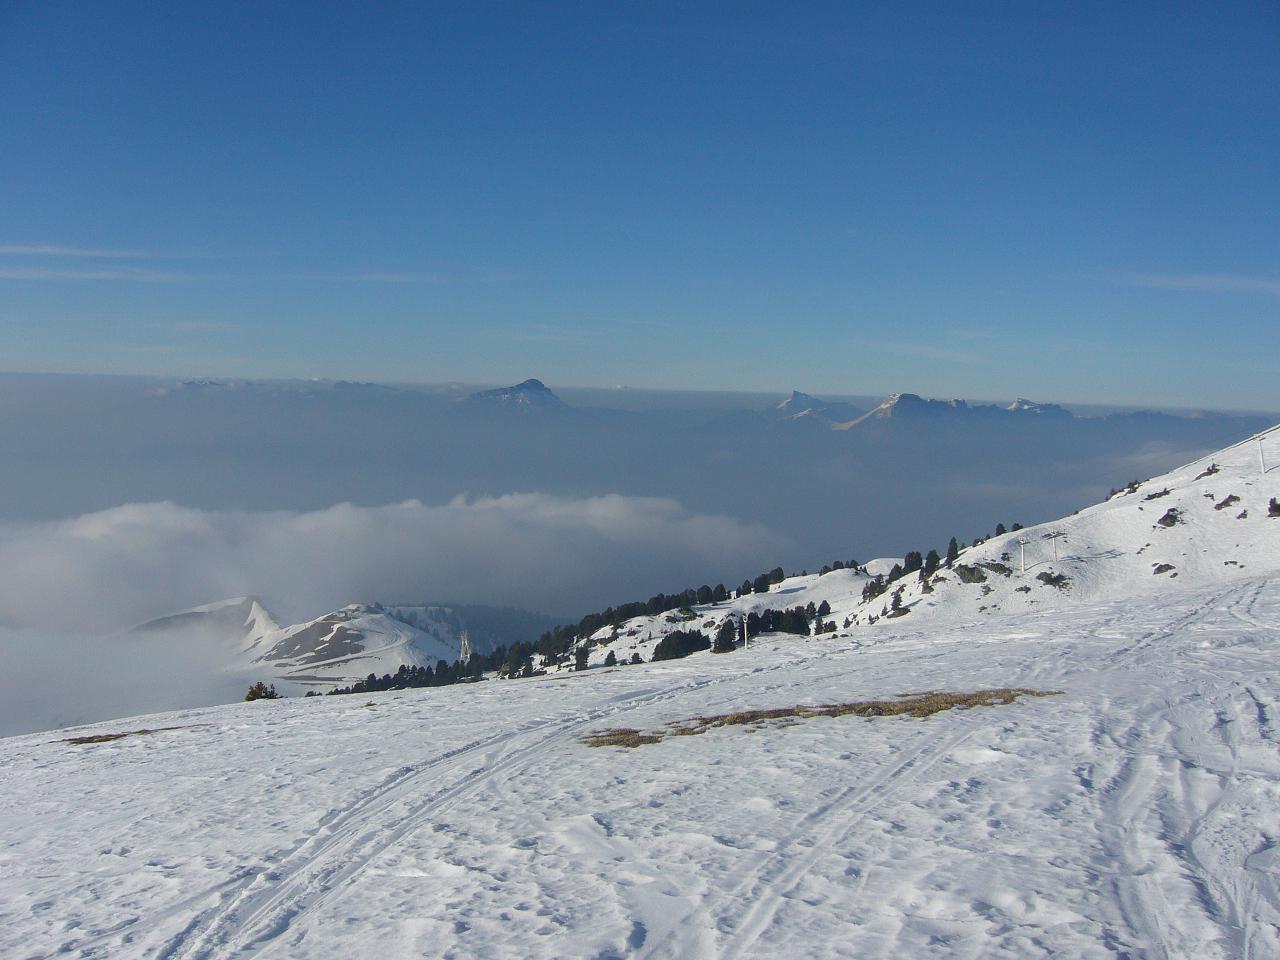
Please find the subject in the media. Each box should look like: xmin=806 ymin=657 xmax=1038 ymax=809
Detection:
xmin=0 ymin=243 xmax=273 ymax=261
xmin=302 ymin=270 xmax=451 ymax=283
xmin=0 ymin=243 xmax=152 ymax=258
xmin=0 ymin=266 xmax=193 ymax=282
xmin=1127 ymin=273 xmax=1280 ymax=296
xmin=299 ymin=267 xmax=526 ymax=284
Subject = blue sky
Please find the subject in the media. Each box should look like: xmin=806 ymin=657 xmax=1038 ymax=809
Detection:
xmin=2 ymin=1 xmax=1277 ymax=409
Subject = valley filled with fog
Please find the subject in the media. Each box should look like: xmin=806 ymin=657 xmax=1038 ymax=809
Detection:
xmin=3 ymin=374 xmax=1269 ymax=609
xmin=0 ymin=373 xmax=1269 ymax=734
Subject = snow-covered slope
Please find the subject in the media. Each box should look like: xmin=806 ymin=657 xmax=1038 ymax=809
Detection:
xmin=850 ymin=422 xmax=1280 ymax=627
xmin=4 ymin=575 xmax=1278 ymax=958
xmin=248 ymin=604 xmax=505 ymax=689
xmin=557 ymin=424 xmax=1279 ymax=667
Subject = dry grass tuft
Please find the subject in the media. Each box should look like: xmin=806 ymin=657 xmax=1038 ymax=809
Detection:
xmin=582 ymin=688 xmax=1060 ymax=748
xmin=61 ymin=724 xmax=206 ymax=746
xmin=581 ymin=728 xmax=667 ymax=748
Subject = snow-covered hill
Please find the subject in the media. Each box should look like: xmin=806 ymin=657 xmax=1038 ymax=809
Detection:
xmin=134 ymin=600 xmax=550 ymax=694
xmin=850 ymin=422 xmax=1280 ymax=626
xmin=554 ymin=423 xmax=1279 ymax=668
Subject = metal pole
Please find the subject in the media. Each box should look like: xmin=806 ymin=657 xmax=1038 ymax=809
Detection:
xmin=1261 ymin=437 xmax=1267 ymax=476
xmin=1019 ymin=539 xmax=1027 ymax=574
xmin=742 ymin=613 xmax=748 ymax=650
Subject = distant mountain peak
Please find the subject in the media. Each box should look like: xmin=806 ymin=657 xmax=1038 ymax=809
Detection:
xmin=771 ymin=390 xmax=864 ymax=425
xmin=867 ymin=392 xmax=956 ymax=417
xmin=1007 ymin=398 xmax=1072 ymax=417
xmin=777 ymin=390 xmax=816 ymax=410
xmin=466 ymin=378 xmax=564 ymax=409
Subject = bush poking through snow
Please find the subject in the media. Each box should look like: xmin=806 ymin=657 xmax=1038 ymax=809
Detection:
xmin=953 ymin=564 xmax=988 ymax=584
xmin=1107 ymin=480 xmax=1141 ymax=499
xmin=1269 ymin=497 xmax=1280 ymax=518
xmin=1214 ymin=494 xmax=1241 ymax=511
xmin=1036 ymin=571 xmax=1070 ymax=589
xmin=1153 ymin=563 xmax=1176 ymax=575
xmin=1195 ymin=463 xmax=1221 ymax=480
xmin=1157 ymin=508 xmax=1182 ymax=528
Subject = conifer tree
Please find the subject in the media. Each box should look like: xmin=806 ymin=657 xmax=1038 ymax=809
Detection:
xmin=245 ymin=681 xmax=279 ymax=701
xmin=712 ymin=618 xmax=738 ymax=653
xmin=946 ymin=536 xmax=960 ymax=565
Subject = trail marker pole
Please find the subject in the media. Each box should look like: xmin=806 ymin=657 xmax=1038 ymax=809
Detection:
xmin=742 ymin=613 xmax=749 ymax=650
xmin=1018 ymin=538 xmax=1029 ymax=574
xmin=1260 ymin=437 xmax=1268 ymax=476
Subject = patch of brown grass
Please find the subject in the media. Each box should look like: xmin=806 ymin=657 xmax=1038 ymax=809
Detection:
xmin=581 ymin=728 xmax=666 ymax=748
xmin=61 ymin=724 xmax=206 ymax=746
xmin=582 ymin=688 xmax=1060 ymax=748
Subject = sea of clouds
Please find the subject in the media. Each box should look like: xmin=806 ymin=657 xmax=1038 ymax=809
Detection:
xmin=0 ymin=494 xmax=786 ymax=736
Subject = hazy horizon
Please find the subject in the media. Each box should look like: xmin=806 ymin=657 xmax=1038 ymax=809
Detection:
xmin=4 ymin=369 xmax=1277 ymax=419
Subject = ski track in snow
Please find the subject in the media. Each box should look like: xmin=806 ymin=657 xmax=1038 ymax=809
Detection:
xmin=161 ymin=648 xmax=900 ymax=959
xmin=3 ymin=576 xmax=1278 ymax=958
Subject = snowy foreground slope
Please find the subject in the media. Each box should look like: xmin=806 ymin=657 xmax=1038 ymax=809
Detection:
xmin=3 ymin=578 xmax=1280 ymax=958
xmin=3 ymin=426 xmax=1279 ymax=959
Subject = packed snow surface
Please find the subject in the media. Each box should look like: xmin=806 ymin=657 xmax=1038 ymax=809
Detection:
xmin=3 ymin=426 xmax=1278 ymax=958
xmin=2 ymin=576 xmax=1279 ymax=959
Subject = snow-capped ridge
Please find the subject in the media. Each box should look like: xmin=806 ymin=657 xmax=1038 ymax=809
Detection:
xmin=847 ymin=420 xmax=1280 ymax=626
xmin=1007 ymin=397 xmax=1071 ymax=417
xmin=557 ymin=422 xmax=1279 ymax=669
xmin=770 ymin=390 xmax=864 ymax=424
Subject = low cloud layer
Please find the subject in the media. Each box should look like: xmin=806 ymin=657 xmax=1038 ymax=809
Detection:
xmin=0 ymin=494 xmax=786 ymax=633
